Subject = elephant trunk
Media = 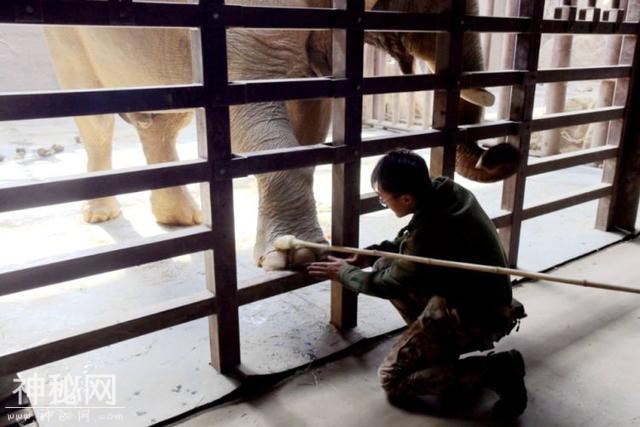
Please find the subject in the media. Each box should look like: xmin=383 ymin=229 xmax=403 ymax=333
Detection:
xmin=455 ymin=99 xmax=521 ymax=183
xmin=365 ymin=0 xmax=522 ymax=182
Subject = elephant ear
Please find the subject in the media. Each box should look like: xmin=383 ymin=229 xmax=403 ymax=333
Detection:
xmin=306 ymin=31 xmax=332 ymax=77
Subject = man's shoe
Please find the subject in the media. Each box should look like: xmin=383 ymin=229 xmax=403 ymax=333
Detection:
xmin=487 ymin=350 xmax=527 ymax=419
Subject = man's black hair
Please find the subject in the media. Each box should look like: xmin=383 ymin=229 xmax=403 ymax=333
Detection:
xmin=371 ymin=149 xmax=432 ymax=199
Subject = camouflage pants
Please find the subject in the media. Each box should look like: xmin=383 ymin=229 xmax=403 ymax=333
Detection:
xmin=378 ymin=296 xmax=497 ymax=401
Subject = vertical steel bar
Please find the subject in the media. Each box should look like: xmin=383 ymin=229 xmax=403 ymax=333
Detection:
xmin=499 ymin=0 xmax=544 ymax=267
xmin=199 ymin=0 xmax=240 ymax=373
xmin=330 ymin=0 xmax=364 ymax=329
xmin=598 ymin=30 xmax=640 ymax=232
xmin=431 ymin=0 xmax=465 ymax=178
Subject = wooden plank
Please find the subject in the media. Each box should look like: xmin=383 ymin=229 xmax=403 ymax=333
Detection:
xmin=228 ymin=144 xmax=354 ymax=178
xmin=526 ymin=145 xmax=618 ymax=176
xmin=238 ymin=271 xmax=325 ymax=306
xmin=329 ymin=0 xmax=363 ymax=330
xmin=0 ymin=227 xmax=213 ymax=297
xmin=0 ymin=85 xmax=203 ymax=121
xmin=459 ymin=70 xmax=525 ymax=88
xmin=0 ymin=160 xmax=208 ymax=213
xmin=540 ymin=20 xmax=638 ymax=34
xmin=461 ymin=120 xmax=520 ymax=141
xmin=0 ymin=0 xmax=200 ymax=27
xmin=221 ymin=5 xmax=346 ymax=29
xmin=361 ymin=129 xmax=446 ymax=157
xmin=200 ymin=0 xmax=240 ymax=374
xmin=0 ymin=269 xmax=330 ymax=377
xmin=537 ymin=65 xmax=632 ymax=83
xmin=362 ymin=74 xmax=446 ymax=95
xmin=522 ymin=184 xmax=613 ymax=220
xmin=465 ymin=15 xmax=532 ymax=32
xmin=361 ymin=192 xmax=514 ymax=230
xmin=499 ymin=0 xmax=544 ymax=267
xmin=530 ymin=106 xmax=625 ymax=132
xmin=227 ymin=77 xmax=337 ymax=104
xmin=0 ymin=292 xmax=216 ymax=376
xmin=363 ymin=10 xmax=448 ymax=32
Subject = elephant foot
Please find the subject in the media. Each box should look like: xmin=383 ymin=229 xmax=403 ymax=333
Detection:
xmin=151 ymin=186 xmax=202 ymax=226
xmin=260 ymin=247 xmax=319 ymax=272
xmin=255 ymin=229 xmax=327 ymax=271
xmin=82 ymin=197 xmax=121 ymax=223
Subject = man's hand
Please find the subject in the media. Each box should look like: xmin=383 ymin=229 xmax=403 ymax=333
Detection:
xmin=307 ymin=256 xmax=350 ymax=281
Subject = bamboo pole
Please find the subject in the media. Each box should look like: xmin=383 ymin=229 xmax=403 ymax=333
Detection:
xmin=283 ymin=237 xmax=640 ymax=295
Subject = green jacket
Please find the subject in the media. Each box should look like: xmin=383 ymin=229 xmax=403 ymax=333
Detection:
xmin=339 ymin=177 xmax=512 ymax=324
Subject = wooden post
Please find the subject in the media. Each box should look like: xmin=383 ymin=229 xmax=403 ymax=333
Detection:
xmin=541 ymin=32 xmax=573 ymax=156
xmin=500 ymin=0 xmax=544 ymax=266
xmin=372 ymin=49 xmax=386 ymax=122
xmin=199 ymin=0 xmax=240 ymax=374
xmin=590 ymin=29 xmax=623 ymax=151
xmin=363 ymin=45 xmax=374 ymax=123
xmin=596 ymin=24 xmax=640 ymax=232
xmin=418 ymin=60 xmax=434 ymax=129
xmin=596 ymin=0 xmax=636 ymax=231
xmin=589 ymin=80 xmax=616 ymax=150
xmin=330 ymin=0 xmax=364 ymax=329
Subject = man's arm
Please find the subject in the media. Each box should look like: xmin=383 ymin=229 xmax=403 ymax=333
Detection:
xmin=307 ymin=255 xmax=419 ymax=300
xmin=338 ymin=256 xmax=418 ymax=299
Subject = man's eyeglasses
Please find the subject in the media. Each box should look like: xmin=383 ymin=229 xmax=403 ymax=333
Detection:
xmin=377 ymin=193 xmax=390 ymax=208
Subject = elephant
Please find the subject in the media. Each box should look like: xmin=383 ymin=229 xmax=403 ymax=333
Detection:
xmin=43 ymin=0 xmax=520 ymax=271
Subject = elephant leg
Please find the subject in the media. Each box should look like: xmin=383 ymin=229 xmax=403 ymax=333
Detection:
xmin=231 ymin=103 xmax=327 ymax=270
xmin=76 ymin=114 xmax=121 ymax=223
xmin=286 ymin=99 xmax=332 ymax=145
xmin=133 ymin=112 xmax=202 ymax=226
xmin=255 ymin=168 xmax=326 ymax=270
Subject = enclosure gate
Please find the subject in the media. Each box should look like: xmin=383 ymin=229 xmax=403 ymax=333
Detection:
xmin=0 ymin=0 xmax=639 ymax=378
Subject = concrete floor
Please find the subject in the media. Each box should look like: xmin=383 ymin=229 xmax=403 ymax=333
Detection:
xmin=175 ymin=237 xmax=640 ymax=427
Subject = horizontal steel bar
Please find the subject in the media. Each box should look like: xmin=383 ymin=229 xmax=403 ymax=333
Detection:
xmin=537 ymin=65 xmax=632 ymax=83
xmin=0 ymin=267 xmax=329 ymax=375
xmin=361 ymin=129 xmax=446 ymax=157
xmin=0 ymin=0 xmax=201 ymax=27
xmin=459 ymin=70 xmax=525 ymax=88
xmin=0 ymin=226 xmax=213 ymax=297
xmin=492 ymin=212 xmax=512 ymax=229
xmin=0 ymin=160 xmax=209 ymax=213
xmin=541 ymin=20 xmax=638 ymax=34
xmin=226 ymin=78 xmax=341 ymax=104
xmin=522 ymin=184 xmax=613 ymax=220
xmin=362 ymin=74 xmax=446 ymax=94
xmin=360 ymin=192 xmax=381 ymax=215
xmin=363 ymin=10 xmax=449 ymax=32
xmin=222 ymin=5 xmax=347 ymax=29
xmin=238 ymin=270 xmax=325 ymax=306
xmin=526 ymin=145 xmax=619 ymax=176
xmin=530 ymin=106 xmax=625 ymax=132
xmin=0 ymin=292 xmax=217 ymax=376
xmin=0 ymin=85 xmax=204 ymax=121
xmin=361 ymin=192 xmax=514 ymax=231
xmin=461 ymin=120 xmax=520 ymax=141
xmin=228 ymin=144 xmax=353 ymax=178
xmin=465 ymin=15 xmax=532 ymax=33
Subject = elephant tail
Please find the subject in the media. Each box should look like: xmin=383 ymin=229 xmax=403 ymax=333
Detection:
xmin=455 ymin=141 xmax=521 ymax=183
